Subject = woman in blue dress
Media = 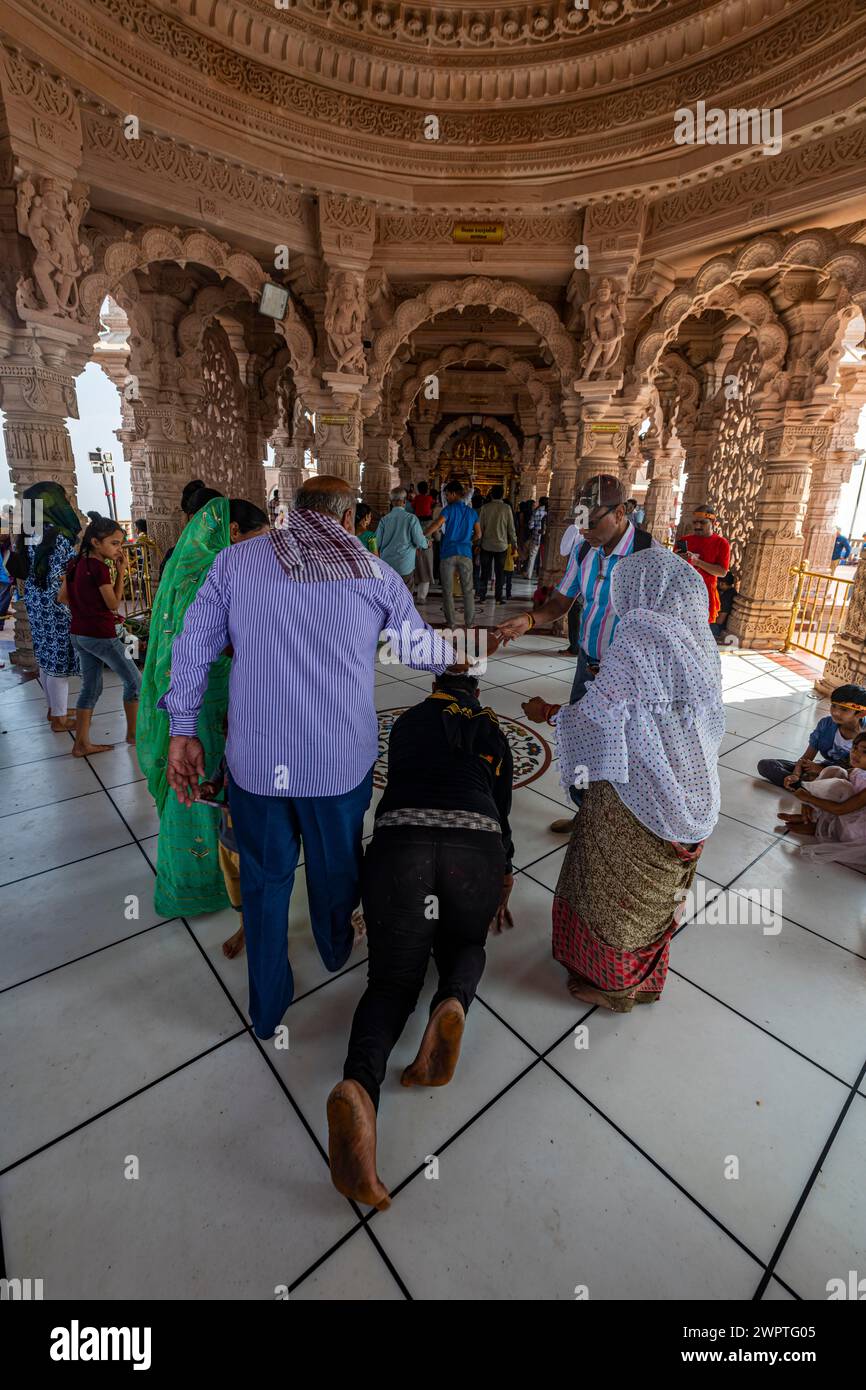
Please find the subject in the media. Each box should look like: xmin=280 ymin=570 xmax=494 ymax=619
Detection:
xmin=21 ymin=481 xmax=82 ymax=731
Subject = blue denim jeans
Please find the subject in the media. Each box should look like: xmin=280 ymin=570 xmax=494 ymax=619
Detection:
xmin=72 ymin=634 xmax=142 ymax=709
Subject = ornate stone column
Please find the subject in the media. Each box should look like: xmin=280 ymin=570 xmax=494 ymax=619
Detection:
xmin=362 ymin=422 xmax=398 ymax=520
xmin=802 ymin=373 xmax=866 ymax=570
xmin=728 ymin=406 xmax=828 ymax=649
xmin=0 ymin=332 xmax=86 ymax=668
xmin=643 ymin=431 xmax=685 ymax=542
xmin=313 ymin=400 xmax=363 ymax=493
xmin=819 ymin=558 xmax=866 ymax=693
xmin=541 ymin=421 xmax=580 ymax=591
xmin=677 ymin=409 xmax=720 ymax=536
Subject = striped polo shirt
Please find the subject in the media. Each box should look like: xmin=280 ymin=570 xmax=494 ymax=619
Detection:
xmin=557 ymin=522 xmax=641 ymax=663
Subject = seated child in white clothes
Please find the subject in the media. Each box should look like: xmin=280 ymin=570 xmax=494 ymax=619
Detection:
xmin=778 ymin=731 xmax=866 ymax=849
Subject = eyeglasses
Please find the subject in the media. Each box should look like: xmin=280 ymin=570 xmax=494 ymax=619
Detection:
xmin=582 ymin=504 xmax=618 ymax=528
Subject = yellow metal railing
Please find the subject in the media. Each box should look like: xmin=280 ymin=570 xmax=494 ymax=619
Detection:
xmin=784 ymin=561 xmax=853 ymax=660
xmin=120 ymin=536 xmax=160 ymax=616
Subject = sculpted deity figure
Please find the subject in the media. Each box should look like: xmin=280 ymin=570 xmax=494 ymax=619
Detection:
xmin=16 ymin=176 xmax=93 ymax=316
xmin=580 ymin=276 xmax=626 ymax=379
xmin=324 ymin=270 xmax=367 ymax=375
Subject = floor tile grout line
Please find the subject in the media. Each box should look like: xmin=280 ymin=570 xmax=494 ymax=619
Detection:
xmin=665 ymin=965 xmax=857 ymax=1092
xmin=722 ymin=891 xmax=866 ymax=963
xmin=369 ymin=1056 xmax=545 ymax=1206
xmin=751 ymin=1051 xmax=866 ymax=1300
xmin=538 ymin=1054 xmax=770 ymax=1275
xmin=0 ymin=775 xmax=145 ymax=822
xmin=0 ymin=835 xmax=140 ymax=889
xmin=0 ymin=1028 xmax=250 ymax=1177
xmin=0 ymin=915 xmax=177 ymax=996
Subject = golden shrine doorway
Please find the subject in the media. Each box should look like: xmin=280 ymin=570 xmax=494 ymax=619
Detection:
xmin=435 ymin=426 xmax=515 ymax=495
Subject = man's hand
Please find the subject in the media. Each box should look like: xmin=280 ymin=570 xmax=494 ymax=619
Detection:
xmin=490 ymin=873 xmax=515 ymax=934
xmin=522 ymin=696 xmax=559 ymax=725
xmin=492 ymin=613 xmax=532 ymax=645
xmin=783 ymin=764 xmax=803 ymax=790
xmin=166 ymin=735 xmax=205 ymax=806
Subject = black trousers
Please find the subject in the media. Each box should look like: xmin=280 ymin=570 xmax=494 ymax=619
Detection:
xmin=343 ymin=826 xmax=505 ymax=1110
xmin=479 ymin=548 xmax=507 ymax=600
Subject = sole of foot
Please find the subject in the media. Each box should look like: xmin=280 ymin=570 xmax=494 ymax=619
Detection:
xmin=550 ymin=815 xmax=578 ymax=833
xmin=72 ymin=742 xmax=114 ymax=757
xmin=326 ymin=1081 xmax=391 ymax=1210
xmin=401 ymin=998 xmax=465 ymax=1088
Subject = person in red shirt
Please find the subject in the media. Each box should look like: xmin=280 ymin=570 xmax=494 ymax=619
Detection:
xmin=678 ymin=506 xmax=731 ymax=624
xmin=412 ymin=481 xmax=435 ymax=601
xmin=59 ymin=514 xmax=142 ymax=758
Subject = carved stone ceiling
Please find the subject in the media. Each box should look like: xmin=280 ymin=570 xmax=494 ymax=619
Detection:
xmin=7 ymin=0 xmax=866 ymax=202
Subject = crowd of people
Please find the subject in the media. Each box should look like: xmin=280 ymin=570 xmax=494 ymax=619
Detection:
xmin=7 ymin=466 xmax=863 ymax=1210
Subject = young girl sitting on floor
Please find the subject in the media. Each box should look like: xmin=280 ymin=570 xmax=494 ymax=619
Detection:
xmin=778 ymin=731 xmax=866 ymax=867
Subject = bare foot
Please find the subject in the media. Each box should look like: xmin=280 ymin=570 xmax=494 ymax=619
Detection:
xmin=566 ymin=974 xmax=617 ymax=1010
xmin=326 ymin=1080 xmax=390 ymax=1210
xmin=401 ymin=998 xmax=465 ymax=1088
xmin=222 ymin=924 xmax=245 ymax=959
xmin=72 ymin=742 xmax=114 ymax=757
xmin=49 ymin=715 xmax=77 ymax=732
xmin=47 ymin=710 xmax=74 ymax=722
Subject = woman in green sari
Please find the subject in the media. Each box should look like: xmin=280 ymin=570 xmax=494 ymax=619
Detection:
xmin=137 ymin=495 xmax=268 ymax=918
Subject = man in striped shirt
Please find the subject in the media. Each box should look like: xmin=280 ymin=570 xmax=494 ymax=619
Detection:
xmin=161 ymin=477 xmax=455 ymax=1040
xmin=493 ymin=473 xmax=653 ymax=829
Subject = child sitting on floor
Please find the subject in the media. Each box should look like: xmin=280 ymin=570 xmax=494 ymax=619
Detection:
xmin=777 ymin=731 xmax=866 ymax=867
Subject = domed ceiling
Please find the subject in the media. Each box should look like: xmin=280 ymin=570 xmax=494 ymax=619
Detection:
xmin=6 ymin=0 xmax=866 ymax=208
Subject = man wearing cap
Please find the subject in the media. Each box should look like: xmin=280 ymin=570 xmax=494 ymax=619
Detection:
xmin=677 ymin=506 xmax=731 ymax=625
xmin=493 ymin=473 xmax=653 ymax=831
xmin=756 ymin=685 xmax=866 ymax=789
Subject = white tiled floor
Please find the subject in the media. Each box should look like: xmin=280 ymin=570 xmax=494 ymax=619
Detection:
xmin=1 ymin=614 xmax=864 ymax=1301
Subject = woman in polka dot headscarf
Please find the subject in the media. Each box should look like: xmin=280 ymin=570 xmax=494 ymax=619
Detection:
xmin=523 ymin=546 xmax=725 ymax=1012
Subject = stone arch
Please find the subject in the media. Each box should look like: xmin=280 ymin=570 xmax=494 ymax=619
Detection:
xmin=635 ymin=284 xmax=787 ymax=392
xmin=633 ymin=228 xmax=866 ymax=391
xmin=431 ymin=415 xmax=523 ymax=472
xmin=395 ymin=341 xmax=555 ymax=431
xmin=367 ymin=277 xmax=578 ymax=402
xmin=79 ymin=224 xmax=318 ymax=398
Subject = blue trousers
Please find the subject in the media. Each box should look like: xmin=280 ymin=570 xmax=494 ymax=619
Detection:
xmin=227 ymin=768 xmax=373 ymax=1039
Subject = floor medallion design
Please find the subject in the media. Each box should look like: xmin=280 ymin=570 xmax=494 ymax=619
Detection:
xmin=375 ymin=708 xmax=552 ymax=790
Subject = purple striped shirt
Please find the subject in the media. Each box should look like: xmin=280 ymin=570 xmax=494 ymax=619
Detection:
xmin=159 ymin=534 xmax=455 ymax=797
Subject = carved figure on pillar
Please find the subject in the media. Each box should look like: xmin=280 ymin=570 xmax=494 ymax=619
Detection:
xmin=324 ymin=271 xmax=367 ymax=376
xmin=579 ymin=278 xmax=625 ymax=380
xmin=16 ymin=177 xmax=92 ymax=317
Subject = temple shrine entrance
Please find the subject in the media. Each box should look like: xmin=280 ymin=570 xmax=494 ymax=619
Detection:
xmin=436 ymin=425 xmax=515 ymax=496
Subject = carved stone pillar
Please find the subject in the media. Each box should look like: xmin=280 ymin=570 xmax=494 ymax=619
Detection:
xmin=819 ymin=557 xmax=866 ymax=694
xmin=677 ymin=413 xmax=719 ymax=537
xmin=362 ymin=424 xmax=398 ymax=520
xmin=728 ymin=408 xmax=826 ymax=649
xmin=132 ymin=396 xmax=196 ymax=554
xmin=313 ymin=402 xmax=362 ymax=492
xmin=541 ymin=423 xmax=580 ymax=590
xmin=643 ymin=433 xmax=684 ymax=542
xmin=802 ymin=377 xmax=866 ymax=570
xmin=0 ymin=331 xmax=87 ymax=668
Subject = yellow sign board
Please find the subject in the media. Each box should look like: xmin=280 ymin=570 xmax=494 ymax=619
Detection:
xmin=319 ymin=414 xmax=350 ymax=425
xmin=589 ymin=423 xmax=622 ymax=433
xmin=452 ymin=222 xmax=504 ymax=244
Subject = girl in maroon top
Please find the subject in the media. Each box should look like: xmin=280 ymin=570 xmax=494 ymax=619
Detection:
xmin=59 ymin=514 xmax=142 ymax=758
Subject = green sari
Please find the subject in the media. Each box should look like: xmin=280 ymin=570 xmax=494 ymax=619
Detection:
xmin=136 ymin=498 xmax=231 ymax=917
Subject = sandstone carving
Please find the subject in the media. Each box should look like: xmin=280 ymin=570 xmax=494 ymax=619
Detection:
xmin=16 ymin=176 xmax=93 ymax=317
